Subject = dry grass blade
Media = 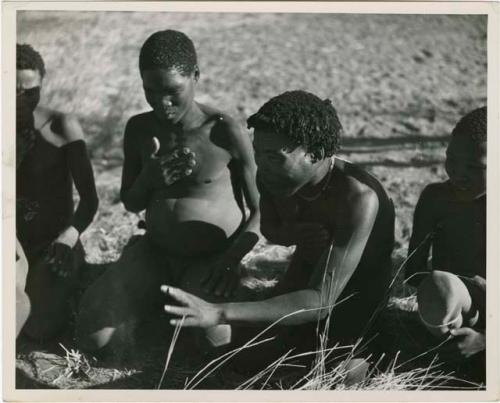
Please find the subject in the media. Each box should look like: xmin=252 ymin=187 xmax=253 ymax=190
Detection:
xmin=157 ymin=315 xmax=185 ymax=389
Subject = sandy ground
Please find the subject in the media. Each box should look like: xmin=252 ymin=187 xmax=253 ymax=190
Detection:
xmin=15 ymin=12 xmax=487 ymax=389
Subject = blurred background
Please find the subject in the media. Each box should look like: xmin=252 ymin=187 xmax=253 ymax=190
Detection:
xmin=17 ymin=11 xmax=487 ymax=265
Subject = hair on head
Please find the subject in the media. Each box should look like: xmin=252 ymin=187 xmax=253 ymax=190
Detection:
xmin=17 ymin=44 xmax=46 ymax=78
xmin=139 ymin=30 xmax=198 ymax=75
xmin=247 ymin=90 xmax=342 ymax=162
xmin=452 ymin=106 xmax=487 ymax=144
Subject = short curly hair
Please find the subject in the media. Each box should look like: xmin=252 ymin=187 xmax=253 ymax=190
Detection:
xmin=247 ymin=90 xmax=343 ymax=162
xmin=16 ymin=44 xmax=46 ymax=78
xmin=139 ymin=30 xmax=198 ymax=75
xmin=452 ymin=106 xmax=487 ymax=144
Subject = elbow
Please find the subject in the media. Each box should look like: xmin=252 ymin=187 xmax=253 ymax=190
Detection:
xmin=121 ymin=198 xmax=144 ymax=214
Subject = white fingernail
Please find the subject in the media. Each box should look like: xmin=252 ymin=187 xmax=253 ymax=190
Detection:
xmin=160 ymin=285 xmax=168 ymax=293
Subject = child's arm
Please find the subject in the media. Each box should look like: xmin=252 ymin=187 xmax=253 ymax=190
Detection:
xmin=120 ymin=117 xmax=157 ymax=213
xmin=165 ymin=186 xmax=379 ymax=326
xmin=202 ymin=117 xmax=261 ymax=297
xmin=46 ymin=115 xmax=98 ymax=277
xmin=62 ymin=116 xmax=99 ymax=235
xmin=405 ymin=185 xmax=437 ymax=288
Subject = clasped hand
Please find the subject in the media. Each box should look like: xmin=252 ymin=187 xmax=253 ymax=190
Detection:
xmin=44 ymin=226 xmax=79 ymax=278
xmin=145 ymin=137 xmax=197 ymax=188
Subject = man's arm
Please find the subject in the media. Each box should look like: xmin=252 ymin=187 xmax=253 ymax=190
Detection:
xmin=120 ymin=117 xmax=154 ymax=213
xmin=257 ymin=176 xmax=296 ymax=246
xmin=405 ymin=185 xmax=437 ymax=288
xmin=165 ymin=187 xmax=380 ymax=327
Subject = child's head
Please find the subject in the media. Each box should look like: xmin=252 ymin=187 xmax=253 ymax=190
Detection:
xmin=247 ymin=90 xmax=343 ymax=196
xmin=16 ymin=44 xmax=45 ymax=112
xmin=139 ymin=30 xmax=199 ymax=124
xmin=445 ymin=107 xmax=487 ymax=200
xmin=417 ymin=271 xmax=474 ymax=338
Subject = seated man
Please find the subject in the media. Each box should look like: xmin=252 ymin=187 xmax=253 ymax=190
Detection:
xmin=405 ymin=107 xmax=486 ymax=382
xmin=161 ymin=90 xmax=395 ymax=377
xmin=16 ymin=44 xmax=99 ymax=341
xmin=76 ymin=30 xmax=260 ymax=354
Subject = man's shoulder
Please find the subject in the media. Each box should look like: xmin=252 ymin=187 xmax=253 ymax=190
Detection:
xmin=339 ymin=159 xmax=388 ymax=203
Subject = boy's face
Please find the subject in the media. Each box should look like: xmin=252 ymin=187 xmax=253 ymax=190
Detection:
xmin=253 ymin=128 xmax=318 ymax=197
xmin=141 ymin=67 xmax=198 ymax=124
xmin=445 ymin=135 xmax=487 ymax=200
xmin=16 ymin=69 xmax=42 ymax=113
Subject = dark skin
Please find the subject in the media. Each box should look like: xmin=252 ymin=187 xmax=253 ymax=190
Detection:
xmin=406 ymin=134 xmax=486 ymax=358
xmin=162 ymin=128 xmax=380 ymax=327
xmin=120 ymin=66 xmax=260 ymax=298
xmin=16 ymin=68 xmax=98 ymax=277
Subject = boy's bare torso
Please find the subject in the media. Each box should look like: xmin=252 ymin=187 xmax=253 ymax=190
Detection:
xmin=128 ymin=105 xmax=244 ymax=257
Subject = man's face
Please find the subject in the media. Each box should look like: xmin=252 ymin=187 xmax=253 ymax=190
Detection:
xmin=141 ymin=67 xmax=197 ymax=124
xmin=16 ymin=69 xmax=42 ymax=114
xmin=253 ymin=128 xmax=317 ymax=197
xmin=445 ymin=135 xmax=487 ymax=200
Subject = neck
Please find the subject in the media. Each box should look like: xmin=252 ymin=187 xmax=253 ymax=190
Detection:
xmin=165 ymin=101 xmax=204 ymax=132
xmin=304 ymin=158 xmax=333 ymax=189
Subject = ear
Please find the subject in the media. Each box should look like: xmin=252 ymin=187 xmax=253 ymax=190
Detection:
xmin=193 ymin=65 xmax=200 ymax=82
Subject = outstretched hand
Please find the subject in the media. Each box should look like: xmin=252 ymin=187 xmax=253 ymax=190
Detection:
xmin=145 ymin=137 xmax=197 ymax=188
xmin=161 ymin=285 xmax=223 ymax=328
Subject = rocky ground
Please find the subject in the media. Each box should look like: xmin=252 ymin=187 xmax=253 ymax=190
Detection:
xmin=15 ymin=11 xmax=487 ymax=389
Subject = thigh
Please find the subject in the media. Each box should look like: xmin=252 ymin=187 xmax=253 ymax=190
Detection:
xmin=77 ymin=236 xmax=168 ymax=334
xmin=24 ymin=242 xmax=83 ymax=320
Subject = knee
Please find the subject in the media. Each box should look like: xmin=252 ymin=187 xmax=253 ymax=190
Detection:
xmin=75 ymin=324 xmax=116 ymax=352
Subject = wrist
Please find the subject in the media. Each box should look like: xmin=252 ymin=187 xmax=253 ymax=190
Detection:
xmin=217 ymin=303 xmax=229 ymax=325
xmin=56 ymin=226 xmax=79 ymax=248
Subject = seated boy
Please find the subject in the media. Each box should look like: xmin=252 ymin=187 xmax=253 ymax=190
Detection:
xmin=161 ymin=91 xmax=395 ymax=377
xmin=76 ymin=30 xmax=260 ymax=353
xmin=405 ymin=107 xmax=486 ymax=380
xmin=16 ymin=44 xmax=99 ymax=340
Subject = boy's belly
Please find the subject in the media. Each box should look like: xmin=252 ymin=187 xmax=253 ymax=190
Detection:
xmin=145 ymin=187 xmax=243 ymax=257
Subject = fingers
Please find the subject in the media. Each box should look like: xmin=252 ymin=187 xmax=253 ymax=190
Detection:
xmin=214 ymin=270 xmax=232 ymax=297
xmin=164 ymin=305 xmax=192 ymax=317
xmin=224 ymin=275 xmax=239 ymax=299
xmin=450 ymin=327 xmax=473 ymax=337
xmin=160 ymin=285 xmax=193 ymax=306
xmin=169 ymin=317 xmax=199 ymax=327
xmin=204 ymin=269 xmax=224 ymax=294
xmin=150 ymin=136 xmax=160 ymax=158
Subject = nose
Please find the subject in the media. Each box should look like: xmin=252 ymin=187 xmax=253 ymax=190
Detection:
xmin=161 ymin=96 xmax=173 ymax=108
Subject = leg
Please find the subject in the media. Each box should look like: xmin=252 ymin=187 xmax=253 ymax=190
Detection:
xmin=75 ymin=236 xmax=166 ymax=355
xmin=22 ymin=242 xmax=84 ymax=341
xmin=16 ymin=239 xmax=31 ymax=338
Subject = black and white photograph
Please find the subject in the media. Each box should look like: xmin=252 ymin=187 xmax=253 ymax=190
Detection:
xmin=2 ymin=1 xmax=499 ymax=400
